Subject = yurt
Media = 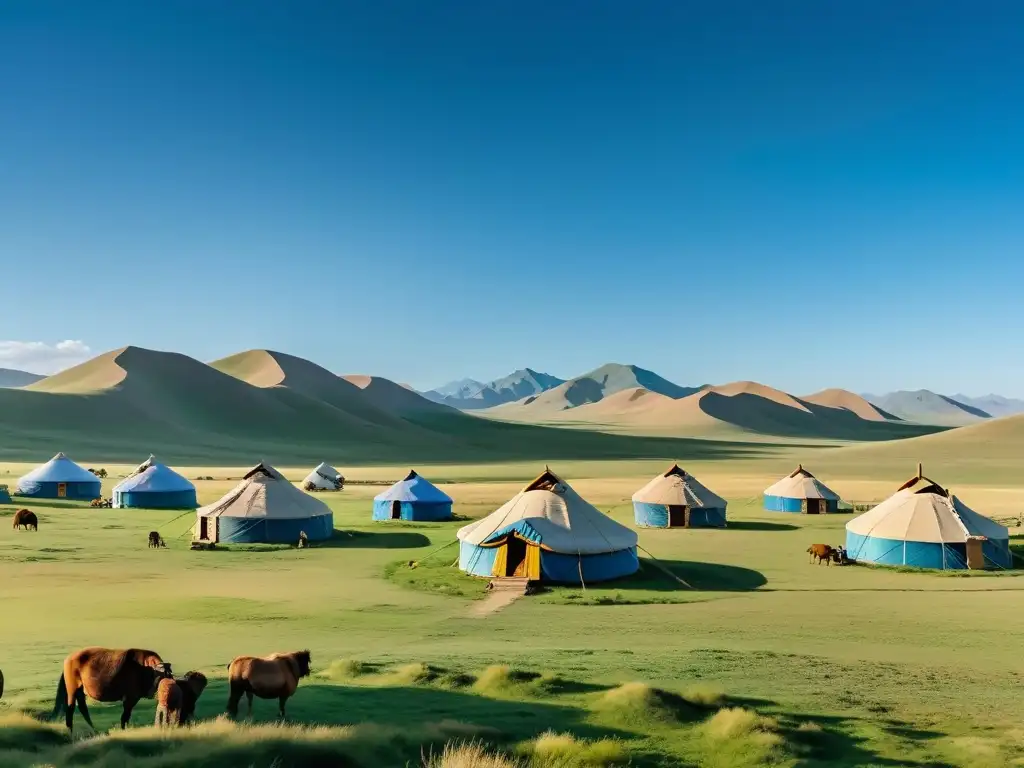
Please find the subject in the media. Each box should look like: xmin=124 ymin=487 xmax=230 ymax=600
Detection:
xmin=458 ymin=468 xmax=638 ymax=583
xmin=302 ymin=463 xmax=344 ymax=491
xmin=845 ymin=465 xmax=1012 ymax=570
xmin=16 ymin=453 xmax=101 ymax=500
xmin=372 ymin=470 xmax=452 ymax=521
xmin=763 ymin=465 xmax=840 ymax=514
xmin=0 ymin=484 xmax=11 ymax=504
xmin=633 ymin=464 xmax=727 ymax=528
xmin=195 ymin=462 xmax=333 ymax=544
xmin=113 ymin=455 xmax=197 ymax=509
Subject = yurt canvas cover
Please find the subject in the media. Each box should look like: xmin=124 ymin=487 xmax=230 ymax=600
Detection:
xmin=633 ymin=464 xmax=727 ymax=528
xmin=303 ymin=462 xmax=344 ymax=491
xmin=196 ymin=462 xmax=333 ymax=544
xmin=763 ymin=465 xmax=840 ymax=513
xmin=846 ymin=467 xmax=1011 ymax=570
xmin=373 ymin=470 xmax=452 ymax=521
xmin=16 ymin=453 xmax=101 ymax=500
xmin=113 ymin=455 xmax=197 ymax=509
xmin=458 ymin=469 xmax=638 ymax=583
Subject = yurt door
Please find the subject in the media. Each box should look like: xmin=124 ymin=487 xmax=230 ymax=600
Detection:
xmin=390 ymin=501 xmax=402 ymax=520
xmin=966 ymin=537 xmax=986 ymax=570
xmin=805 ymin=499 xmax=821 ymax=515
xmin=57 ymin=483 xmax=67 ymax=498
xmin=199 ymin=517 xmax=209 ymax=540
xmin=506 ymin=537 xmax=528 ymax=576
xmin=668 ymin=505 xmax=687 ymax=527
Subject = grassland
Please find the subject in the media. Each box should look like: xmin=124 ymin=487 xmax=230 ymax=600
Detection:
xmin=0 ymin=456 xmax=1022 ymax=767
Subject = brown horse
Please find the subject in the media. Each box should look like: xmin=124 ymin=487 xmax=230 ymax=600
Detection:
xmin=226 ymin=650 xmax=311 ymax=719
xmin=53 ymin=647 xmax=172 ymax=730
xmin=155 ymin=671 xmax=208 ymax=727
xmin=12 ymin=509 xmax=37 ymax=531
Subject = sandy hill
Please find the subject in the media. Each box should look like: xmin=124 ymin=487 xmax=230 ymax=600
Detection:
xmin=492 ymin=378 xmax=939 ymax=442
xmin=864 ymin=390 xmax=990 ymax=426
xmin=801 ymin=388 xmax=898 ymax=422
xmin=0 ymin=368 xmax=45 ymax=388
xmin=493 ymin=363 xmax=698 ymax=416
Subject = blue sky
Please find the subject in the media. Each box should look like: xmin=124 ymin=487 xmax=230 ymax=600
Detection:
xmin=1 ymin=1 xmax=1022 ymax=394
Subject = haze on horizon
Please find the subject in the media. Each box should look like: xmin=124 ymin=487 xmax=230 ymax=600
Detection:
xmin=2 ymin=2 xmax=1022 ymax=395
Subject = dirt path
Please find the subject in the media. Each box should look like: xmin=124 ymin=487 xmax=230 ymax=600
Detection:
xmin=467 ymin=589 xmax=523 ymax=618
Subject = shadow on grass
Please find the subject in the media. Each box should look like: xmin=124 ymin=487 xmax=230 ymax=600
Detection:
xmin=786 ymin=712 xmax=954 ymax=768
xmin=623 ymin=559 xmax=768 ymax=592
xmin=321 ymin=530 xmax=431 ymax=549
xmin=726 ymin=520 xmax=799 ymax=532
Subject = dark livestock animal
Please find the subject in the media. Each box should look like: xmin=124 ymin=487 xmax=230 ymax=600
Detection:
xmin=148 ymin=531 xmax=166 ymax=548
xmin=12 ymin=509 xmax=38 ymax=531
xmin=53 ymin=647 xmax=172 ymax=731
xmin=155 ymin=671 xmax=208 ymax=727
xmin=226 ymin=650 xmax=311 ymax=719
xmin=807 ymin=544 xmax=835 ymax=565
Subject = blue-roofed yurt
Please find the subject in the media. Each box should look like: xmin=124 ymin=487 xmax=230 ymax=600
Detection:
xmin=113 ymin=455 xmax=197 ymax=509
xmin=633 ymin=464 xmax=727 ymax=528
xmin=373 ymin=470 xmax=452 ymax=521
xmin=763 ymin=465 xmax=840 ymax=514
xmin=458 ymin=468 xmax=638 ymax=584
xmin=16 ymin=453 xmax=102 ymax=500
xmin=846 ymin=465 xmax=1012 ymax=570
xmin=195 ymin=462 xmax=333 ymax=544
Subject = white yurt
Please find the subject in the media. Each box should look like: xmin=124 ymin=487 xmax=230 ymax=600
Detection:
xmin=302 ymin=462 xmax=344 ymax=491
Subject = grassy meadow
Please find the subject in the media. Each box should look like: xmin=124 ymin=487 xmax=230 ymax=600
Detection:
xmin=0 ymin=452 xmax=1022 ymax=767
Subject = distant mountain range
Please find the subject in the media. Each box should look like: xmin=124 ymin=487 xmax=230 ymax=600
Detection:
xmin=862 ymin=390 xmax=1006 ymax=426
xmin=0 ymin=368 xmax=45 ymax=388
xmin=426 ymin=368 xmax=566 ymax=409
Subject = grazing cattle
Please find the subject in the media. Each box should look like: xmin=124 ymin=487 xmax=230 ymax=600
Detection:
xmin=12 ymin=509 xmax=38 ymax=531
xmin=148 ymin=531 xmax=166 ymax=548
xmin=53 ymin=647 xmax=172 ymax=731
xmin=807 ymin=544 xmax=835 ymax=565
xmin=155 ymin=672 xmax=208 ymax=727
xmin=226 ymin=650 xmax=311 ymax=720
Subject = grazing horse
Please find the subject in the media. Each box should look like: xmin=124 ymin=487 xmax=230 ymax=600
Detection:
xmin=12 ymin=509 xmax=37 ymax=531
xmin=53 ymin=647 xmax=172 ymax=731
xmin=155 ymin=671 xmax=208 ymax=727
xmin=226 ymin=650 xmax=311 ymax=719
xmin=807 ymin=543 xmax=835 ymax=565
xmin=148 ymin=531 xmax=166 ymax=548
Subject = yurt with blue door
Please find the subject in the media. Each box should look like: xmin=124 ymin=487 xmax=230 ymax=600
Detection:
xmin=195 ymin=462 xmax=333 ymax=544
xmin=373 ymin=470 xmax=452 ymax=521
xmin=763 ymin=465 xmax=840 ymax=514
xmin=113 ymin=455 xmax=197 ymax=509
xmin=633 ymin=464 xmax=727 ymax=528
xmin=846 ymin=465 xmax=1011 ymax=570
xmin=16 ymin=453 xmax=102 ymax=500
xmin=458 ymin=468 xmax=638 ymax=584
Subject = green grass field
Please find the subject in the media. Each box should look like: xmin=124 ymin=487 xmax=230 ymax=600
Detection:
xmin=0 ymin=455 xmax=1022 ymax=767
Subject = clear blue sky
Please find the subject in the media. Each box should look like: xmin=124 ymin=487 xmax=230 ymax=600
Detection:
xmin=2 ymin=1 xmax=1022 ymax=394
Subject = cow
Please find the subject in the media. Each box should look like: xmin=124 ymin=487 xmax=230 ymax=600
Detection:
xmin=155 ymin=672 xmax=208 ymax=727
xmin=52 ymin=647 xmax=172 ymax=731
xmin=807 ymin=544 xmax=835 ymax=565
xmin=226 ymin=650 xmax=311 ymax=720
xmin=12 ymin=509 xmax=38 ymax=531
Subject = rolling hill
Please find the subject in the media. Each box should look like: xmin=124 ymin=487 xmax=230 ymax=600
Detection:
xmin=0 ymin=368 xmax=44 ymax=388
xmin=801 ymin=388 xmax=898 ymax=422
xmin=488 ymin=380 xmax=939 ymax=441
xmin=0 ymin=346 xmax=752 ymax=464
xmin=863 ymin=390 xmax=990 ymax=426
xmin=492 ymin=363 xmax=699 ymax=415
xmin=426 ymin=368 xmax=565 ymax=409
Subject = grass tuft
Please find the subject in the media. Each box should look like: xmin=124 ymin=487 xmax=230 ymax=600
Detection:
xmin=321 ymin=658 xmax=370 ymax=681
xmin=591 ymin=683 xmax=696 ymax=726
xmin=386 ymin=662 xmax=437 ymax=686
xmin=682 ymin=683 xmax=726 ymax=709
xmin=521 ymin=730 xmax=627 ymax=767
xmin=426 ymin=740 xmax=520 ymax=768
xmin=700 ymin=707 xmax=787 ymax=768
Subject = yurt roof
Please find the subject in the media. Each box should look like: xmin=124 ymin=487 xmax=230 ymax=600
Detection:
xmin=846 ymin=465 xmax=1008 ymax=544
xmin=632 ymin=463 xmax=727 ymax=508
xmin=19 ymin=452 xmax=99 ymax=485
xmin=764 ymin=465 xmax=839 ymax=501
xmin=374 ymin=470 xmax=451 ymax=503
xmin=197 ymin=462 xmax=330 ymax=520
xmin=305 ymin=462 xmax=344 ymax=483
xmin=458 ymin=468 xmax=637 ymax=554
xmin=114 ymin=455 xmax=195 ymax=493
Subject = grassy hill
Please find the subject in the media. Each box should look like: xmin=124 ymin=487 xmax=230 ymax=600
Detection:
xmin=0 ymin=347 xmax=774 ymax=465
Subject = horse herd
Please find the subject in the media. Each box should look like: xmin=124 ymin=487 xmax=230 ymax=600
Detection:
xmin=49 ymin=646 xmax=312 ymax=731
